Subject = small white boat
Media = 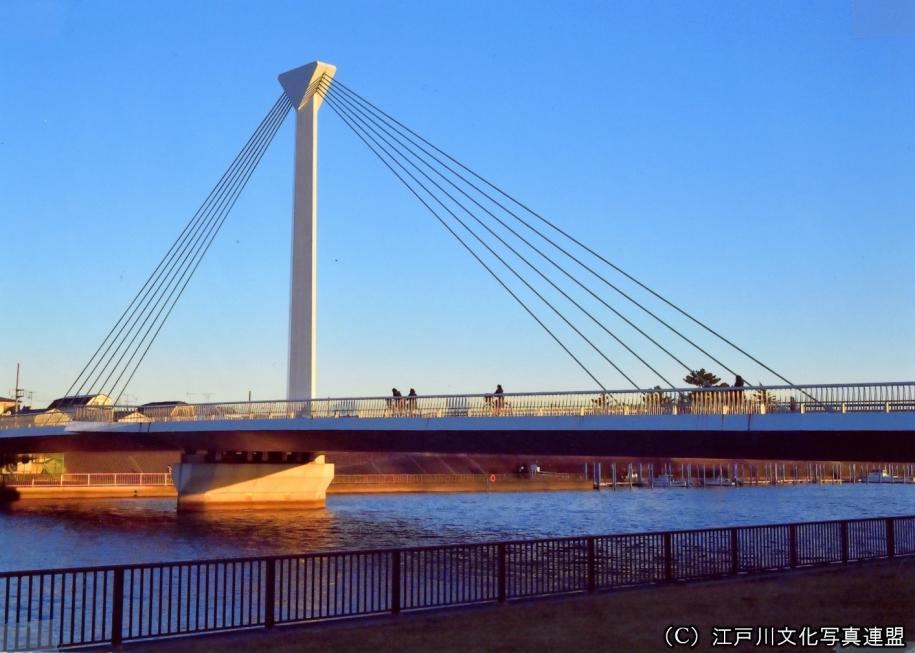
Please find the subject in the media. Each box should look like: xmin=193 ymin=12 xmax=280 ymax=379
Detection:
xmin=866 ymin=469 xmax=895 ymax=483
xmin=652 ymin=473 xmax=687 ymax=488
xmin=703 ymin=476 xmax=736 ymax=487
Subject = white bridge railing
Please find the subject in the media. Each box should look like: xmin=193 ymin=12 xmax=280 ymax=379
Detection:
xmin=0 ymin=473 xmax=173 ymax=486
xmin=1 ymin=382 xmax=913 ymax=431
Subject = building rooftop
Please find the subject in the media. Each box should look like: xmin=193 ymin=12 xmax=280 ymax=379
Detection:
xmin=47 ymin=394 xmax=112 ymax=410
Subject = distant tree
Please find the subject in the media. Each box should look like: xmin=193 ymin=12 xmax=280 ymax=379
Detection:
xmin=683 ymin=368 xmax=721 ymax=387
xmin=0 ymin=453 xmax=29 ymax=474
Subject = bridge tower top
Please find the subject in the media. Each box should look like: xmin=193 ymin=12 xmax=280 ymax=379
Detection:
xmin=278 ymin=61 xmax=336 ymax=110
xmin=280 ymin=60 xmax=336 ymax=401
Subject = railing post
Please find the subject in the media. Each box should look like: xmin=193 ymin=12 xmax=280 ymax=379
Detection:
xmin=788 ymin=524 xmax=798 ymax=568
xmin=497 ymin=544 xmax=507 ymax=602
xmin=730 ymin=528 xmax=739 ymax=575
xmin=111 ymin=567 xmax=125 ymax=647
xmin=663 ymin=532 xmax=673 ymax=582
xmin=841 ymin=521 xmax=849 ymax=563
xmin=887 ymin=518 xmax=896 ymax=559
xmin=391 ymin=550 xmax=401 ymax=614
xmin=264 ymin=559 xmax=276 ymax=630
xmin=587 ymin=537 xmax=596 ymax=592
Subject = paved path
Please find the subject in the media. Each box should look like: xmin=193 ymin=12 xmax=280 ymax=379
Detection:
xmin=127 ymin=557 xmax=915 ymax=652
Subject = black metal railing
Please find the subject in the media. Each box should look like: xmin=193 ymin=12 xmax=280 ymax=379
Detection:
xmin=2 ymin=515 xmax=913 ymax=650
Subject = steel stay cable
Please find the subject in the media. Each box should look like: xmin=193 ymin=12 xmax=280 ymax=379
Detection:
xmin=320 ymin=79 xmax=676 ymax=388
xmin=111 ymin=104 xmax=292 ymax=404
xmin=319 ymin=83 xmax=629 ymax=389
xmin=68 ymin=95 xmax=290 ymax=401
xmin=322 ymin=81 xmax=689 ymax=379
xmin=104 ymin=102 xmax=292 ymax=403
xmin=319 ymin=80 xmax=654 ymax=389
xmin=67 ymin=95 xmax=288 ymax=401
xmin=86 ymin=97 xmax=292 ymax=399
xmin=94 ymin=97 xmax=291 ymax=397
xmin=319 ymin=86 xmax=641 ymax=389
xmin=316 ymin=82 xmax=610 ymax=392
xmin=328 ymin=79 xmax=786 ymax=388
xmin=73 ymin=80 xmax=318 ymax=401
xmin=331 ymin=78 xmax=828 ymax=407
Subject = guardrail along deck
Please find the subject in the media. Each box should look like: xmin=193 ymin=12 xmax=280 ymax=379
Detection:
xmin=2 ymin=382 xmax=913 ymax=431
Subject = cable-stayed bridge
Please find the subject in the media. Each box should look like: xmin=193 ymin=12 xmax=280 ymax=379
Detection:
xmin=3 ymin=61 xmax=913 ymax=509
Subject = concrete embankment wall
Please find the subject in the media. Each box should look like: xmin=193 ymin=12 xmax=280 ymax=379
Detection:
xmin=4 ymin=476 xmax=589 ymax=501
xmin=328 ymin=476 xmax=592 ymax=494
xmin=12 ymin=486 xmax=177 ymax=499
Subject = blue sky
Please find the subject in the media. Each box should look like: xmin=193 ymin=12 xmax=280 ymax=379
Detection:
xmin=1 ymin=0 xmax=913 ymax=405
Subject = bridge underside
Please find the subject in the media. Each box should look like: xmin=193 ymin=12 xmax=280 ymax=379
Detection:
xmin=4 ymin=414 xmax=914 ymax=510
xmin=4 ymin=414 xmax=915 ymax=463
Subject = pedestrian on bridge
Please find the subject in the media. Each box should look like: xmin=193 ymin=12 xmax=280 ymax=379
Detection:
xmin=390 ymin=388 xmax=404 ymax=416
xmin=734 ymin=375 xmax=746 ymax=407
xmin=493 ymin=384 xmax=505 ymax=413
xmin=407 ymin=388 xmax=417 ymax=414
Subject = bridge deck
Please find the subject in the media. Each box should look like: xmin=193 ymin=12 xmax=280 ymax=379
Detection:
xmin=2 ymin=383 xmax=913 ymax=461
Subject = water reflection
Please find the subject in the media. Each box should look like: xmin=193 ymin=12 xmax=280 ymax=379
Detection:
xmin=2 ymin=485 xmax=914 ymax=571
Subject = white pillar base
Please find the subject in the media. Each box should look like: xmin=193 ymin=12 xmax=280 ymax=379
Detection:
xmin=172 ymin=456 xmax=334 ymax=511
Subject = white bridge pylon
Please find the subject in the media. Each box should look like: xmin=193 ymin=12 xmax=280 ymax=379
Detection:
xmin=278 ymin=61 xmax=336 ymax=400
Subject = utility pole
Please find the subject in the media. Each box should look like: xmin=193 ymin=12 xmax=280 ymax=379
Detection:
xmin=14 ymin=363 xmax=21 ymax=415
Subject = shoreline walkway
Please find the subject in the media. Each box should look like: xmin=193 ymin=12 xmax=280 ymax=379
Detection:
xmin=125 ymin=557 xmax=915 ymax=652
xmin=1 ymin=515 xmax=912 ymax=651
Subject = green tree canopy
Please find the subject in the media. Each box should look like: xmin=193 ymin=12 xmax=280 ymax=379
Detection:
xmin=683 ymin=368 xmax=721 ymax=387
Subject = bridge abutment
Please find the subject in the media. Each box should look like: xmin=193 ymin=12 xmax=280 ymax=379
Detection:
xmin=172 ymin=452 xmax=334 ymax=511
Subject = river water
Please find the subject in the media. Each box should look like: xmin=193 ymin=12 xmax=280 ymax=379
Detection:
xmin=2 ymin=485 xmax=914 ymax=571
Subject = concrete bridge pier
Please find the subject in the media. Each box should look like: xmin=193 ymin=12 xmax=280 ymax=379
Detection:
xmin=172 ymin=450 xmax=334 ymax=511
